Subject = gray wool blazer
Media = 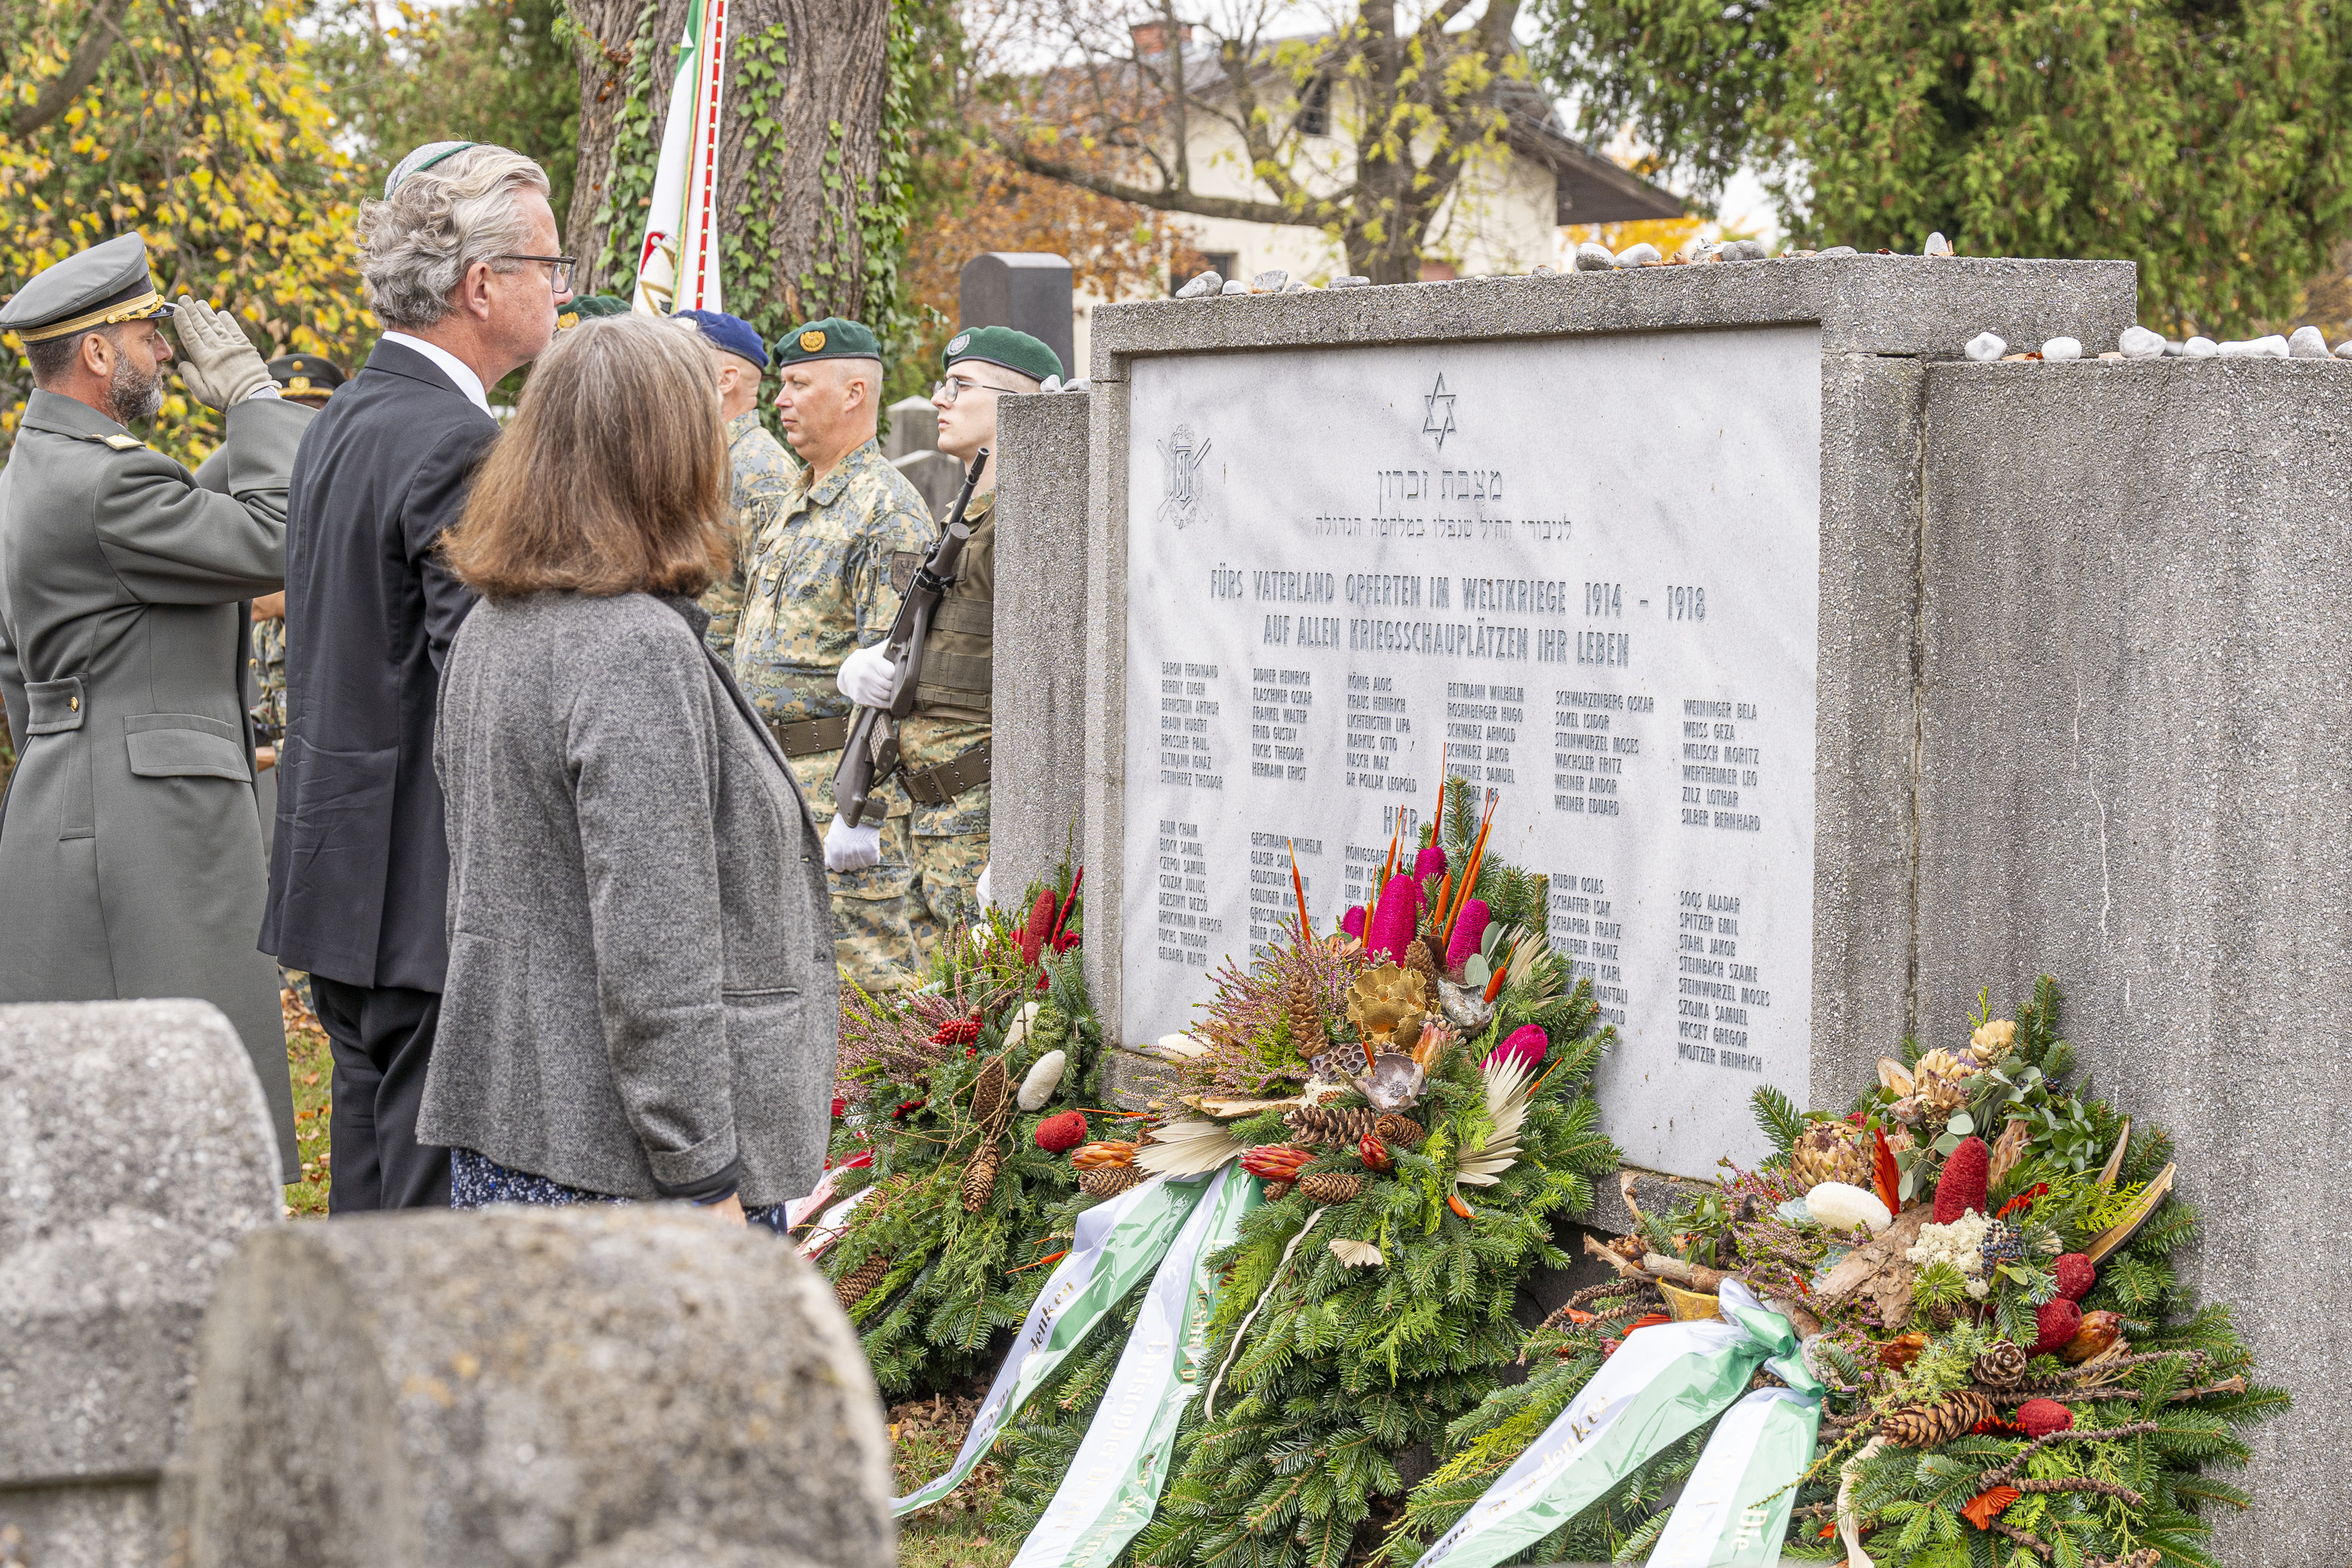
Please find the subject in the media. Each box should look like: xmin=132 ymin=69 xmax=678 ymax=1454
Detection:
xmin=420 ymin=589 xmax=837 ymax=1207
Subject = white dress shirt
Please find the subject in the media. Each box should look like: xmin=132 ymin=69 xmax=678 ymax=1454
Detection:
xmin=378 ymin=330 xmax=491 ymax=415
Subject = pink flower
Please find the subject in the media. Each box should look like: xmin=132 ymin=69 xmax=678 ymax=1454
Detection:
xmin=1366 ymin=875 xmax=1422 ymax=962
xmin=1489 ymin=1025 xmax=1547 ymax=1072
xmin=1341 ymin=906 xmax=1367 ymax=939
xmin=1413 ymin=844 xmax=1449 ymax=879
xmin=1443 ymin=900 xmax=1490 ymax=972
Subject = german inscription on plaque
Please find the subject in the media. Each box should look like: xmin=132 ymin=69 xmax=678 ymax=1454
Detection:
xmin=1120 ymin=327 xmax=1822 ymax=1174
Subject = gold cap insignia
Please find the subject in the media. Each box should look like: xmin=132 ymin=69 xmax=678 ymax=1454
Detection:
xmin=287 ymin=377 xmax=312 ymax=392
xmin=558 ymin=311 xmax=580 ymax=329
xmin=799 ymin=328 xmax=826 ymax=353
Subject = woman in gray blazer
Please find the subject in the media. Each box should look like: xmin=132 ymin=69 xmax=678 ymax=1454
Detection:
xmin=419 ymin=313 xmax=836 ymax=1224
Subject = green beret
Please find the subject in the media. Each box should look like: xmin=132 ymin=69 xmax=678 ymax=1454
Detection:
xmin=774 ymin=316 xmax=881 ymax=367
xmin=1 ymin=233 xmax=175 ymax=344
xmin=558 ymin=294 xmax=631 ymax=330
xmin=944 ymin=325 xmax=1063 ymax=384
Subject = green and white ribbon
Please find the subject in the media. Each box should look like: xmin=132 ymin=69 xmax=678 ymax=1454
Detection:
xmin=894 ymin=1173 xmax=1209 ymax=1516
xmin=1008 ymin=1164 xmax=1259 ymax=1568
xmin=1412 ymin=1280 xmax=1823 ymax=1568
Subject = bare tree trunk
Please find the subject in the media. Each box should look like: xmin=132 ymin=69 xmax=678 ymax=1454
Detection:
xmin=569 ymin=0 xmax=892 ymax=321
xmin=720 ymin=0 xmax=892 ymax=324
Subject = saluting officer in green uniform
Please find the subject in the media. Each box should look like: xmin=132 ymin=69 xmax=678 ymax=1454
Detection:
xmin=729 ymin=316 xmax=934 ymax=989
xmin=0 ymin=233 xmax=315 ymax=1180
xmin=835 ymin=325 xmax=1061 ymax=960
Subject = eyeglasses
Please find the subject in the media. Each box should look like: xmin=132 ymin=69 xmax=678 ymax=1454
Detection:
xmin=499 ymin=254 xmax=577 ymax=292
xmin=933 ymin=374 xmax=1019 ymax=406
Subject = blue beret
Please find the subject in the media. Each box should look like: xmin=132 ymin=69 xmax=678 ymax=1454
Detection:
xmin=674 ymin=308 xmax=769 ymax=371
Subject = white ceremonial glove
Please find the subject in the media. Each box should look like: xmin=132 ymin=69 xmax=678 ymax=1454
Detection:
xmin=172 ymin=296 xmax=274 ymax=410
xmin=975 ymin=863 xmax=992 ymax=911
xmin=825 ymin=814 xmax=882 ymax=872
xmin=836 ymin=642 xmax=898 ymax=709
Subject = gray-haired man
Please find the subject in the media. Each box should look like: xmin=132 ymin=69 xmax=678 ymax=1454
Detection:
xmin=261 ymin=142 xmax=572 ymax=1212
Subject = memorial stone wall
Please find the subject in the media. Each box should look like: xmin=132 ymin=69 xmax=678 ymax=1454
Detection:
xmin=991 ymin=258 xmax=2347 ymax=1562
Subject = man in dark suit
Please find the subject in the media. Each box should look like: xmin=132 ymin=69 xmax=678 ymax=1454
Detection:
xmin=262 ymin=141 xmax=572 ymax=1211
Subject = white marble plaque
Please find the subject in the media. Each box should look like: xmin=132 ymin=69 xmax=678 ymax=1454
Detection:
xmin=1119 ymin=327 xmax=1822 ymax=1177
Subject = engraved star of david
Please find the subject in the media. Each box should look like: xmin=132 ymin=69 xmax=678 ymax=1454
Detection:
xmin=1423 ymin=374 xmax=1457 ymax=448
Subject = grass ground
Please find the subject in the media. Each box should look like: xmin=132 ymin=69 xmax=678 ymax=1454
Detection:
xmin=282 ymin=982 xmax=333 ymax=1216
xmin=890 ymin=1392 xmax=1015 ymax=1568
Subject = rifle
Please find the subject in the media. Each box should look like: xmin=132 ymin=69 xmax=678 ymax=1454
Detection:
xmin=832 ymin=446 xmax=989 ymax=828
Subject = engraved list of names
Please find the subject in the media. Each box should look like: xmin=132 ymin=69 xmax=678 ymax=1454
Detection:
xmin=1121 ymin=327 xmax=1822 ymax=1175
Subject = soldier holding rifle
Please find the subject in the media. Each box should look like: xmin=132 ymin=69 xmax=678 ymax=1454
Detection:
xmin=730 ymin=317 xmax=933 ymax=988
xmin=836 ymin=326 xmax=1063 ymax=952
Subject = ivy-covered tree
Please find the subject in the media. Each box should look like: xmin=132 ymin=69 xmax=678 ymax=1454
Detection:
xmin=1536 ymin=0 xmax=2352 ymax=333
xmin=563 ymin=0 xmax=957 ymax=367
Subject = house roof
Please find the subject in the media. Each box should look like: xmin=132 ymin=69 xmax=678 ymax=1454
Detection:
xmin=1494 ymin=79 xmax=1684 ymax=225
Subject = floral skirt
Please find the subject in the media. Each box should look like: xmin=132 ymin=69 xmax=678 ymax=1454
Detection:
xmin=449 ymin=1147 xmax=790 ymax=1233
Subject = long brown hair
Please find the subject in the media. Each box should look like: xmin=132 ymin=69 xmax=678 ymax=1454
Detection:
xmin=443 ymin=313 xmax=730 ymax=598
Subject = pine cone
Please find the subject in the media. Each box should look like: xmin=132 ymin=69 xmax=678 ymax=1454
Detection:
xmin=1880 ymin=1390 xmax=1994 ymax=1448
xmin=835 ymin=1254 xmax=888 ymax=1311
xmin=1261 ymin=1179 xmax=1295 ymax=1201
xmin=1078 ymin=1164 xmax=1145 ymax=1198
xmin=962 ymin=1142 xmax=1002 ymax=1212
xmin=1286 ymin=1104 xmax=1377 ymax=1146
xmin=1298 ymin=1171 xmax=1364 ymax=1205
xmin=1404 ymin=937 xmax=1440 ymax=990
xmin=970 ymin=1054 xmax=1009 ymax=1126
xmin=1286 ymin=967 xmax=1322 ymax=1042
xmin=1973 ymin=1340 xmax=2030 ymax=1390
xmin=1373 ymin=1113 xmax=1424 ymax=1148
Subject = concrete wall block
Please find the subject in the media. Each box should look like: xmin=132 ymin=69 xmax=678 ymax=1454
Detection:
xmin=1809 ymin=353 xmax=1932 ymax=1106
xmin=1081 ymin=379 xmax=1132 ymax=1033
xmin=1915 ymin=358 xmax=2352 ymax=1568
xmin=0 ymin=1000 xmax=280 ymax=1564
xmin=180 ymin=1207 xmax=895 ymax=1568
xmin=991 ymin=393 xmax=1093 ymax=907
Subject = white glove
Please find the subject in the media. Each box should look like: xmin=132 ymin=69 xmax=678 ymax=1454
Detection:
xmin=172 ymin=296 xmax=274 ymax=409
xmin=836 ymin=642 xmax=898 ymax=708
xmin=975 ymin=863 xmax=992 ymax=911
xmin=824 ymin=814 xmax=882 ymax=872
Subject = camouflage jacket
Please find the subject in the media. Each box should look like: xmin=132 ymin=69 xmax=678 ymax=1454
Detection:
xmin=701 ymin=411 xmax=803 ymax=661
xmin=249 ymin=614 xmax=287 ymax=741
xmin=732 ymin=436 xmax=934 ymax=727
xmin=898 ymin=489 xmax=991 ymax=836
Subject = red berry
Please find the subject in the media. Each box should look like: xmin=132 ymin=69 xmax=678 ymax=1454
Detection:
xmin=1035 ymin=1110 xmax=1088 ymax=1153
xmin=1934 ymin=1136 xmax=1990 ymax=1222
xmin=2033 ymin=1298 xmax=2082 ymax=1356
xmin=2054 ymin=1253 xmax=2096 ymax=1302
xmin=2016 ymin=1398 xmax=2075 ymax=1437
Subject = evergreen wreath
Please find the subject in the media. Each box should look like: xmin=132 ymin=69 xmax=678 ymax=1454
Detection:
xmin=993 ymin=783 xmax=1623 ymax=1567
xmin=816 ymin=856 xmax=1120 ymax=1397
xmin=1384 ymin=977 xmax=2287 ymax=1568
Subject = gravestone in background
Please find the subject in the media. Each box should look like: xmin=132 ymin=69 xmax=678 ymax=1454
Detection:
xmin=0 ymin=1000 xmax=281 ymax=1567
xmin=960 ymin=252 xmax=1078 ymax=384
xmin=1050 ymin=257 xmax=2133 ymax=1176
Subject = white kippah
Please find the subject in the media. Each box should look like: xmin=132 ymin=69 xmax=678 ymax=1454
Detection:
xmin=384 ymin=140 xmax=478 ymax=198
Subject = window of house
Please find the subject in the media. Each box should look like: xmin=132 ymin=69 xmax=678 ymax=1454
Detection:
xmin=1179 ymin=251 xmax=1239 ymax=294
xmin=1300 ymin=77 xmax=1331 ymax=137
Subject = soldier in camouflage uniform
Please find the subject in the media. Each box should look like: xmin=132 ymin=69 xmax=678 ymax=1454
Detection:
xmin=730 ymin=316 xmax=935 ymax=988
xmin=674 ymin=308 xmax=800 ymax=660
xmin=839 ymin=326 xmax=1060 ymax=961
